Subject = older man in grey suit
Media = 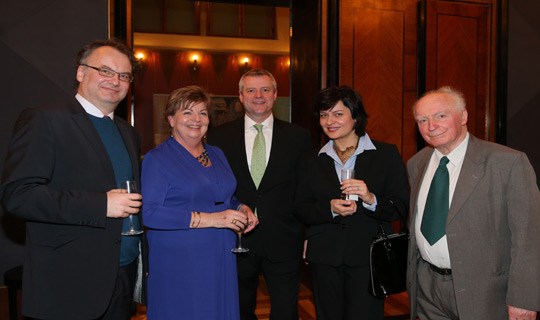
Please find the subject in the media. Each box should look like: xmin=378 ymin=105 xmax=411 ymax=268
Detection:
xmin=407 ymin=86 xmax=540 ymax=320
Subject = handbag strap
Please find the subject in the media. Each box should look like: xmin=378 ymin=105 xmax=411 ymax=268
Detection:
xmin=376 ymin=209 xmax=409 ymax=239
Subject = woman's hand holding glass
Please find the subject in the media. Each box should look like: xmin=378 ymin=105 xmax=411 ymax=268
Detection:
xmin=206 ymin=209 xmax=249 ymax=232
xmin=237 ymin=204 xmax=259 ymax=233
xmin=190 ymin=207 xmax=258 ymax=252
xmin=331 ymin=198 xmax=357 ymax=216
xmin=340 ymin=178 xmax=375 ymax=205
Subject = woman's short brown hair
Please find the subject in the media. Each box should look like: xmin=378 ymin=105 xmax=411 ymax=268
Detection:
xmin=165 ymin=86 xmax=211 ymax=123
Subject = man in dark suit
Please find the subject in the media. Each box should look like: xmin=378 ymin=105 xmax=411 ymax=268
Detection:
xmin=1 ymin=39 xmax=145 ymax=319
xmin=208 ymin=69 xmax=312 ymax=320
xmin=407 ymin=86 xmax=540 ymax=320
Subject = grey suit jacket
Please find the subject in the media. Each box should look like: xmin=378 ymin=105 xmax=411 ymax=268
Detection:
xmin=407 ymin=134 xmax=540 ymax=320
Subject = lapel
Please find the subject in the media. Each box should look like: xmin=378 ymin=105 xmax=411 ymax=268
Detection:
xmin=261 ymin=119 xmax=284 ymax=181
xmin=315 ymin=147 xmax=384 ymax=198
xmin=231 ymin=119 xmax=254 ymax=189
xmin=447 ymin=135 xmax=484 ymax=224
xmin=68 ymin=100 xmax=116 ymax=185
xmin=353 ymin=149 xmax=377 ymax=181
xmin=410 ymin=148 xmax=434 ymax=227
xmin=318 ymin=153 xmax=341 ymax=197
xmin=69 ymin=98 xmax=116 ymax=188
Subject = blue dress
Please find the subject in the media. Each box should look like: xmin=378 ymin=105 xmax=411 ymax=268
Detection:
xmin=142 ymin=137 xmax=241 ymax=319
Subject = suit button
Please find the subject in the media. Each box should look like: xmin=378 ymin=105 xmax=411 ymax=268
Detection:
xmin=341 ymin=224 xmax=347 ymax=229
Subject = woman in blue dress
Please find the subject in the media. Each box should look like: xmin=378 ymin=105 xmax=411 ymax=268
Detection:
xmin=142 ymin=86 xmax=258 ymax=319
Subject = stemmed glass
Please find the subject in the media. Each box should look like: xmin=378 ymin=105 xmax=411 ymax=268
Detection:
xmin=120 ymin=180 xmax=143 ymax=236
xmin=232 ymin=229 xmax=249 ymax=253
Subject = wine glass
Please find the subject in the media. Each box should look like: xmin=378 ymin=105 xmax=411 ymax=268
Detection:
xmin=232 ymin=230 xmax=249 ymax=253
xmin=120 ymin=180 xmax=143 ymax=236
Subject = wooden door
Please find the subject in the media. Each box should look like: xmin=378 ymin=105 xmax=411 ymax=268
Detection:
xmin=425 ymin=0 xmax=497 ymax=141
xmin=339 ymin=0 xmax=419 ymax=160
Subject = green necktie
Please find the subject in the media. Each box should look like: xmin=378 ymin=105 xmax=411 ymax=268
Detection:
xmin=251 ymin=124 xmax=266 ymax=189
xmin=421 ymin=156 xmax=450 ymax=245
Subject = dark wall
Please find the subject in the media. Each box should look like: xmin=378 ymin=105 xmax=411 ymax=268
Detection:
xmin=290 ymin=0 xmax=321 ymax=147
xmin=0 ymin=0 xmax=109 ymax=285
xmin=506 ymin=0 xmax=540 ymax=186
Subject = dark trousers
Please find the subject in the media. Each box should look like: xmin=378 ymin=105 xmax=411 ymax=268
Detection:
xmin=99 ymin=260 xmax=137 ymax=320
xmin=31 ymin=261 xmax=137 ymax=320
xmin=310 ymin=263 xmax=384 ymax=320
xmin=236 ymin=250 xmax=300 ymax=320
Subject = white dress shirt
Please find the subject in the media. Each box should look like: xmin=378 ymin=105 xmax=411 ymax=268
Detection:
xmin=415 ymin=133 xmax=469 ymax=269
xmin=244 ymin=114 xmax=273 ymax=172
xmin=319 ymin=133 xmax=378 ymax=216
xmin=75 ymin=93 xmax=114 ymax=119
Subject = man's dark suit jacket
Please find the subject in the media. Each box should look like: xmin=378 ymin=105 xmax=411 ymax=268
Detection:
xmin=0 ymin=98 xmax=146 ymax=319
xmin=208 ymin=117 xmax=311 ymax=261
xmin=294 ymin=140 xmax=409 ymax=266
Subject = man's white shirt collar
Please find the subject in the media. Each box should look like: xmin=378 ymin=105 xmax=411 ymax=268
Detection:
xmin=244 ymin=114 xmax=274 ymax=131
xmin=433 ymin=132 xmax=469 ymax=167
xmin=75 ymin=94 xmax=114 ymax=119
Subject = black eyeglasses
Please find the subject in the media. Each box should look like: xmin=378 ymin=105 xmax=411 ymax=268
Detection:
xmin=81 ymin=64 xmax=134 ymax=83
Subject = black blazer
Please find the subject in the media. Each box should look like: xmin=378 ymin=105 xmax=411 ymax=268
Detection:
xmin=295 ymin=140 xmax=409 ymax=267
xmin=0 ymin=98 xmax=146 ymax=319
xmin=208 ymin=117 xmax=312 ymax=261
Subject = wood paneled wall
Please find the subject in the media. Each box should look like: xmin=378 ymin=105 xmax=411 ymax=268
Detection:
xmin=133 ymin=49 xmax=290 ymax=153
xmin=338 ymin=0 xmax=499 ymax=161
xmin=425 ymin=0 xmax=497 ymax=141
xmin=290 ymin=0 xmax=321 ymax=147
xmin=339 ymin=0 xmax=419 ymax=161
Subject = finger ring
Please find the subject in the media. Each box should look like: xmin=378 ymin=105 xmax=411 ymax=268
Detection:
xmin=232 ymin=219 xmax=237 ymax=225
xmin=357 ymin=187 xmax=360 ymax=190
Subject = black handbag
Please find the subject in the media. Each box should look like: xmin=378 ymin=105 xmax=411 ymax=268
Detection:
xmin=368 ymin=221 xmax=409 ymax=298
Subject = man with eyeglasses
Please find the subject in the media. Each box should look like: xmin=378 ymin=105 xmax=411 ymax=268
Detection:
xmin=0 ymin=39 xmax=146 ymax=319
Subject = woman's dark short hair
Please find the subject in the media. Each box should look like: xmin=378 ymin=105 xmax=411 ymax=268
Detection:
xmin=74 ymin=39 xmax=140 ymax=74
xmin=165 ymin=86 xmax=211 ymax=123
xmin=314 ymin=86 xmax=369 ymax=137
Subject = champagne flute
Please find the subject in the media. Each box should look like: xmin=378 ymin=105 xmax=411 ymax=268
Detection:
xmin=232 ymin=232 xmax=249 ymax=253
xmin=120 ymin=180 xmax=143 ymax=236
xmin=231 ymin=221 xmax=249 ymax=253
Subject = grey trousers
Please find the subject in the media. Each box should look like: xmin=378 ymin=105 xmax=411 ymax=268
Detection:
xmin=417 ymin=259 xmax=459 ymax=320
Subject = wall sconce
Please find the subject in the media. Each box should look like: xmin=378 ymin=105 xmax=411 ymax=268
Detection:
xmin=242 ymin=57 xmax=249 ymax=73
xmin=135 ymin=51 xmax=145 ymax=64
xmin=191 ymin=54 xmax=199 ymax=71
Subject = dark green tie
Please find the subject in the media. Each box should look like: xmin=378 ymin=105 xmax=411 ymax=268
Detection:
xmin=421 ymin=156 xmax=450 ymax=245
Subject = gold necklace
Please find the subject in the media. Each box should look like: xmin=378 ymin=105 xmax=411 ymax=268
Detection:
xmin=333 ymin=141 xmax=358 ymax=164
